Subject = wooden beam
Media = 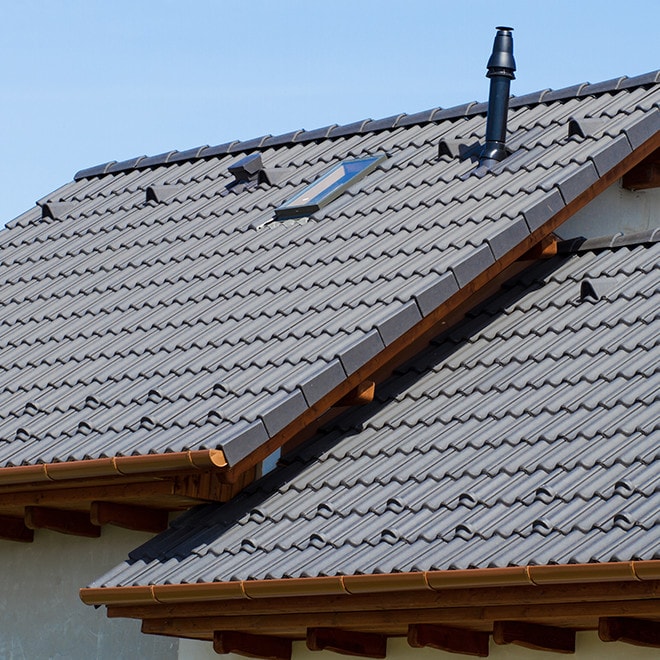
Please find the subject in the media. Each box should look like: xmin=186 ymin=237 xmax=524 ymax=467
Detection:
xmin=517 ymin=235 xmax=558 ymax=260
xmin=334 ymin=381 xmax=375 ymax=407
xmin=0 ymin=514 xmax=34 ymax=543
xmin=90 ymin=501 xmax=169 ymax=533
xmin=24 ymin=506 xmax=100 ymax=538
xmin=622 ymin=148 xmax=660 ymax=190
xmin=599 ymin=617 xmax=660 ymax=648
xmin=492 ymin=621 xmax=575 ymax=654
xmin=306 ymin=628 xmax=387 ymax=658
xmin=213 ymin=630 xmax=292 ymax=659
xmin=408 ymin=623 xmax=489 ymax=657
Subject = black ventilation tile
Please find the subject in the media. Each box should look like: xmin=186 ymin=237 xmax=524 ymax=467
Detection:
xmin=557 ymin=161 xmax=599 ymax=205
xmin=589 ymin=134 xmax=632 ymax=177
xmin=568 ymin=117 xmax=610 ymax=139
xmin=298 ymin=360 xmax=347 ymax=406
xmin=260 ymin=390 xmax=308 ymax=437
xmin=40 ymin=201 xmax=76 ymax=221
xmin=145 ymin=184 xmax=185 ymax=204
xmin=624 ymin=109 xmax=660 ymax=149
xmin=74 ymin=161 xmax=117 ymax=180
xmin=376 ymin=300 xmax=423 ymax=347
xmin=166 ymin=146 xmax=209 ymax=163
xmin=338 ymin=330 xmax=385 ymax=376
xmin=220 ymin=420 xmax=269 ymax=466
xmin=414 ymin=272 xmax=460 ymax=317
xmin=451 ymin=244 xmax=495 ymax=288
xmin=521 ymin=189 xmax=564 ymax=232
xmin=228 ymin=153 xmax=263 ymax=182
xmin=260 ymin=168 xmax=294 ymax=186
xmin=486 ymin=218 xmax=531 ymax=260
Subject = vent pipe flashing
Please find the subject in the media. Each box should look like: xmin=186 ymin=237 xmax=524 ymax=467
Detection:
xmin=479 ymin=26 xmax=516 ymax=169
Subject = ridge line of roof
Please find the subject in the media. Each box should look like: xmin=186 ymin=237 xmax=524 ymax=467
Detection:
xmin=557 ymin=228 xmax=660 ymax=253
xmin=73 ymin=70 xmax=660 ymax=181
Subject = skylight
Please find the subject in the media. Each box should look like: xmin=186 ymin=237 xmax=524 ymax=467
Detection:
xmin=274 ymin=155 xmax=385 ymax=219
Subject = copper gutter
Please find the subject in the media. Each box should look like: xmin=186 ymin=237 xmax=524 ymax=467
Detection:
xmin=80 ymin=561 xmax=660 ymax=607
xmin=0 ymin=450 xmax=227 ymax=486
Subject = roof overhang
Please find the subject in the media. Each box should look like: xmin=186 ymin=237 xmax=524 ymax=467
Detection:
xmin=81 ymin=562 xmax=660 ymax=656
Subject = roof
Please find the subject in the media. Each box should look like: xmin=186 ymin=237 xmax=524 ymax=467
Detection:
xmin=1 ymin=71 xmax=658 ymax=484
xmin=88 ymin=237 xmax=660 ymax=589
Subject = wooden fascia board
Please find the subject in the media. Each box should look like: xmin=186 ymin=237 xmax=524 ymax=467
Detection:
xmin=80 ymin=561 xmax=660 ymax=608
xmin=223 ymin=130 xmax=660 ymax=482
xmin=0 ymin=449 xmax=227 ymax=489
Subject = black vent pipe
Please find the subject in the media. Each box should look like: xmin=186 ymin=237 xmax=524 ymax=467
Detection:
xmin=479 ymin=26 xmax=516 ymax=168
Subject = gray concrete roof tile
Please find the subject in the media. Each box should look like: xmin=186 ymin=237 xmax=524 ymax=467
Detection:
xmin=89 ymin=240 xmax=659 ymax=586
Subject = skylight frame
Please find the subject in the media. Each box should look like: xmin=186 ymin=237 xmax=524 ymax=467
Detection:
xmin=274 ymin=154 xmax=385 ymax=219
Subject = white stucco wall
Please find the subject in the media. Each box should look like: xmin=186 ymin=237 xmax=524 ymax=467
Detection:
xmin=0 ymin=526 xmax=177 ymax=660
xmin=180 ymin=631 xmax=660 ymax=659
xmin=556 ymin=179 xmax=660 ymax=239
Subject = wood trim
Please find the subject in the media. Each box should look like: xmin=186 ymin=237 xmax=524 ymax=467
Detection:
xmin=599 ymin=617 xmax=660 ymax=648
xmin=307 ymin=628 xmax=387 ymax=658
xmin=492 ymin=621 xmax=575 ymax=654
xmin=0 ymin=514 xmax=34 ymax=543
xmin=107 ymin=579 xmax=660 ymax=620
xmin=213 ymin=631 xmax=292 ymax=659
xmin=517 ymin=235 xmax=558 ymax=260
xmin=90 ymin=502 xmax=169 ymax=533
xmin=24 ymin=506 xmax=100 ymax=538
xmin=408 ymin=623 xmax=489 ymax=657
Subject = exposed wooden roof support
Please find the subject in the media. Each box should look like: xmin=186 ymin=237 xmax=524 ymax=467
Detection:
xmin=492 ymin=621 xmax=575 ymax=654
xmin=408 ymin=623 xmax=489 ymax=657
xmin=622 ymin=148 xmax=660 ymax=190
xmin=599 ymin=617 xmax=660 ymax=648
xmin=334 ymin=380 xmax=376 ymax=407
xmin=0 ymin=514 xmax=34 ymax=543
xmin=307 ymin=628 xmax=387 ymax=658
xmin=90 ymin=501 xmax=169 ymax=533
xmin=212 ymin=631 xmax=292 ymax=659
xmin=24 ymin=506 xmax=100 ymax=538
xmin=517 ymin=234 xmax=558 ymax=260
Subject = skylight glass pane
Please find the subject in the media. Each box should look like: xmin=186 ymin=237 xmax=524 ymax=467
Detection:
xmin=275 ymin=155 xmax=384 ymax=219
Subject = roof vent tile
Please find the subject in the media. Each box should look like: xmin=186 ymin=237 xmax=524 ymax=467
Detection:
xmin=454 ymin=524 xmax=474 ymax=540
xmin=531 ymin=518 xmax=553 ymax=535
xmin=568 ymin=117 xmax=610 ymax=139
xmin=15 ymin=427 xmax=30 ymax=442
xmin=316 ymin=503 xmax=334 ymax=519
xmin=40 ymin=201 xmax=76 ymax=220
xmin=380 ymin=529 xmax=399 ymax=545
xmin=145 ymin=184 xmax=185 ymax=204
xmin=534 ymin=486 xmax=556 ymax=504
xmin=228 ymin=153 xmax=264 ymax=182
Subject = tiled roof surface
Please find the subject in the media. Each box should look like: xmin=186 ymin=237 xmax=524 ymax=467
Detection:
xmin=92 ymin=239 xmax=660 ymax=587
xmin=0 ymin=73 xmax=658 ymax=469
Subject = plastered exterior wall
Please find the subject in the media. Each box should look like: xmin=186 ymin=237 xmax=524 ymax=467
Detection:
xmin=180 ymin=631 xmax=660 ymax=659
xmin=0 ymin=526 xmax=177 ymax=660
xmin=556 ymin=179 xmax=660 ymax=239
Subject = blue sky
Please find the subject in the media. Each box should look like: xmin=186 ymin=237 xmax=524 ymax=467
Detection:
xmin=1 ymin=0 xmax=658 ymax=224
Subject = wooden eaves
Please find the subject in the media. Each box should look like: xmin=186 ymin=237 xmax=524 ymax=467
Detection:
xmin=1 ymin=131 xmax=658 ymax=544
xmin=80 ymin=562 xmax=660 ymax=657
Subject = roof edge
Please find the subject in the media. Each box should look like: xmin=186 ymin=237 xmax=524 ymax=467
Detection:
xmin=73 ymin=69 xmax=660 ymax=181
xmin=80 ymin=560 xmax=660 ymax=607
xmin=0 ymin=449 xmax=227 ymax=486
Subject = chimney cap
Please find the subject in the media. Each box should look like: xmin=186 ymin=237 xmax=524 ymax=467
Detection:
xmin=486 ymin=26 xmax=516 ymax=78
